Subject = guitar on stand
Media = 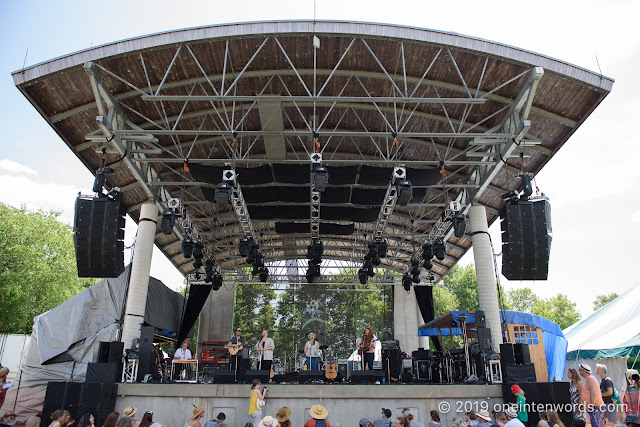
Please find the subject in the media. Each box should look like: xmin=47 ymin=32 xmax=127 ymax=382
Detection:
xmin=324 ymin=347 xmax=338 ymax=382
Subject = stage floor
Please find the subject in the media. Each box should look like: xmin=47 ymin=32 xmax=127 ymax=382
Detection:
xmin=116 ymin=382 xmax=504 ymax=427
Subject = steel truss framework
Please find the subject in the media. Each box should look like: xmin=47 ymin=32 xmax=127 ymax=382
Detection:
xmin=14 ymin=22 xmax=612 ymax=285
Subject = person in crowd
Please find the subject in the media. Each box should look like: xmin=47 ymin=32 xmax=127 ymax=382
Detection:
xmin=25 ymin=415 xmax=41 ymax=427
xmin=304 ymin=404 xmax=331 ymax=427
xmin=186 ymin=407 xmax=205 ymax=427
xmin=62 ymin=410 xmax=73 ymax=427
xmin=547 ymin=411 xmax=565 ymax=427
xmin=511 ymin=385 xmax=528 ymax=424
xmin=115 ymin=418 xmax=132 ymax=427
xmin=596 ymin=364 xmax=617 ymax=426
xmin=103 ymin=412 xmax=120 ymax=427
xmin=275 ymin=408 xmax=291 ymax=427
xmin=244 ymin=423 xmax=254 ymax=427
xmin=0 ymin=367 xmax=12 ymax=410
xmin=465 ymin=411 xmax=479 ymax=427
xmin=77 ymin=414 xmax=95 ymax=427
xmin=174 ymin=340 xmax=192 ymax=360
xmin=579 ymin=363 xmax=605 ymax=427
xmin=630 ymin=374 xmax=640 ymax=391
xmin=495 ymin=412 xmax=507 ymax=427
xmin=255 ymin=330 xmax=275 ymax=372
xmin=476 ymin=410 xmax=492 ymax=427
xmin=139 ymin=412 xmax=163 ymax=427
xmin=360 ymin=419 xmax=373 ymax=427
xmin=395 ymin=417 xmax=410 ymax=427
xmin=203 ymin=412 xmax=226 ymax=427
xmin=504 ymin=407 xmax=524 ymax=427
xmin=49 ymin=410 xmax=66 ymax=427
xmin=429 ymin=410 xmax=444 ymax=427
xmin=451 ymin=418 xmax=465 ymax=427
xmin=356 ymin=325 xmax=376 ymax=371
xmin=257 ymin=416 xmax=278 ymax=427
xmin=402 ymin=409 xmax=423 ymax=427
xmin=1 ymin=410 xmax=16 ymax=427
xmin=374 ymin=409 xmax=394 ymax=427
xmin=122 ymin=407 xmax=140 ymax=427
xmin=229 ymin=328 xmax=248 ymax=377
xmin=568 ymin=368 xmax=585 ymax=423
xmin=572 ymin=419 xmax=586 ymax=427
xmin=304 ymin=333 xmax=321 ymax=371
xmin=248 ymin=379 xmax=267 ymax=427
xmin=623 ymin=415 xmax=640 ymax=427
xmin=537 ymin=412 xmax=550 ymax=427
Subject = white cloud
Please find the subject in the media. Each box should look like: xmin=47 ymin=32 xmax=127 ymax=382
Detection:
xmin=632 ymin=210 xmax=640 ymax=222
xmin=0 ymin=159 xmax=38 ymax=175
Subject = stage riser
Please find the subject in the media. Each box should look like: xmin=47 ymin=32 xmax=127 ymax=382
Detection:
xmin=115 ymin=384 xmax=503 ymax=427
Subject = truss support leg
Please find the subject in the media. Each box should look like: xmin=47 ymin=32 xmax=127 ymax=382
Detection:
xmin=469 ymin=204 xmax=503 ymax=351
xmin=121 ymin=203 xmax=158 ymax=350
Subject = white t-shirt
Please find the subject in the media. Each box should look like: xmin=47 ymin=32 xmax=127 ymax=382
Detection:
xmin=174 ymin=347 xmax=192 ymax=360
xmin=505 ymin=419 xmax=525 ymax=427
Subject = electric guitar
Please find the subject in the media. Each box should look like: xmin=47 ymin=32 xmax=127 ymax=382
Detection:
xmin=228 ymin=344 xmax=244 ymax=356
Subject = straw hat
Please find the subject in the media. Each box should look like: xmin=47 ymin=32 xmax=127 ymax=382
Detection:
xmin=276 ymin=407 xmax=291 ymax=423
xmin=505 ymin=406 xmax=518 ymax=418
xmin=258 ymin=415 xmax=278 ymax=427
xmin=477 ymin=410 xmax=491 ymax=421
xmin=579 ymin=363 xmax=592 ymax=374
xmin=193 ymin=406 xmax=205 ymax=417
xmin=123 ymin=406 xmax=137 ymax=417
xmin=310 ymin=405 xmax=328 ymax=420
xmin=3 ymin=411 xmax=16 ymax=417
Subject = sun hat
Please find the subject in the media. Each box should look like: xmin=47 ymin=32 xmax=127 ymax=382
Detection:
xmin=123 ymin=406 xmax=137 ymax=417
xmin=192 ymin=406 xmax=205 ymax=417
xmin=258 ymin=415 xmax=278 ymax=427
xmin=511 ymin=384 xmax=522 ymax=394
xmin=3 ymin=411 xmax=16 ymax=417
xmin=505 ymin=406 xmax=518 ymax=418
xmin=310 ymin=404 xmax=328 ymax=420
xmin=477 ymin=410 xmax=491 ymax=421
xmin=382 ymin=409 xmax=392 ymax=418
xmin=579 ymin=363 xmax=592 ymax=373
xmin=276 ymin=407 xmax=291 ymax=423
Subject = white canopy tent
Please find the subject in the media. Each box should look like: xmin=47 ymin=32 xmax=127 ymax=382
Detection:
xmin=563 ymin=284 xmax=640 ymax=390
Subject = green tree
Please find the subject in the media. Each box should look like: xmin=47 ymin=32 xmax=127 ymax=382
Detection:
xmin=593 ymin=293 xmax=618 ymax=311
xmin=442 ymin=264 xmax=479 ymax=311
xmin=531 ymin=294 xmax=581 ymax=330
xmin=432 ymin=286 xmax=459 ymax=318
xmin=507 ymin=287 xmax=539 ymax=313
xmin=0 ymin=204 xmax=93 ymax=333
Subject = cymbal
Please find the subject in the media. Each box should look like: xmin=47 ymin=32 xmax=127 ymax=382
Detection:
xmin=319 ymin=345 xmax=329 ymax=350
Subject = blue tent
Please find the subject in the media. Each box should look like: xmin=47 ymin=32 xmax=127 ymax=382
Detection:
xmin=419 ymin=310 xmax=568 ymax=381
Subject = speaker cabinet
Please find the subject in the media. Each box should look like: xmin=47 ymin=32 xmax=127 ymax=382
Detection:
xmin=108 ymin=341 xmax=124 ymax=363
xmin=475 ymin=310 xmax=486 ymax=328
xmin=351 ymin=370 xmax=384 ymax=384
xmin=477 ymin=327 xmax=492 ymax=351
xmin=81 ymin=383 xmax=117 ymax=409
xmin=137 ymin=351 xmax=157 ymax=382
xmin=86 ymin=363 xmax=117 ymax=384
xmin=513 ymin=343 xmax=531 ymax=364
xmin=298 ymin=370 xmax=324 ymax=383
xmin=500 ymin=343 xmax=515 ymax=365
xmin=139 ymin=326 xmax=154 ymax=352
xmin=337 ymin=363 xmax=348 ymax=379
xmin=414 ymin=360 xmax=431 ymax=382
xmin=500 ymin=199 xmax=552 ymax=280
xmin=213 ymin=370 xmax=237 ymax=384
xmin=245 ymin=369 xmax=271 ymax=383
xmin=43 ymin=382 xmax=67 ymax=406
xmin=73 ymin=196 xmax=125 ymax=278
xmin=96 ymin=341 xmax=110 ymax=363
xmin=503 ymin=363 xmax=536 ymax=383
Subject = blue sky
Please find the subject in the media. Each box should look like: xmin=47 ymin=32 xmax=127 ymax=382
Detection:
xmin=1 ymin=0 xmax=638 ymax=316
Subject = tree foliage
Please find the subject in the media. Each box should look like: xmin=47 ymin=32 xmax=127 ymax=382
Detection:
xmin=593 ymin=293 xmax=618 ymax=311
xmin=531 ymin=294 xmax=581 ymax=330
xmin=0 ymin=204 xmax=93 ymax=334
xmin=507 ymin=288 xmax=539 ymax=313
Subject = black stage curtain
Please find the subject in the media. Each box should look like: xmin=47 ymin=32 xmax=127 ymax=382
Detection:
xmin=176 ymin=284 xmax=212 ymax=348
xmin=413 ymin=286 xmax=442 ymax=352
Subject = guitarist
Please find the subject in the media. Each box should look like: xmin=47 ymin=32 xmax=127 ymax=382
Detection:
xmin=255 ymin=330 xmax=275 ymax=372
xmin=356 ymin=324 xmax=376 ymax=371
xmin=228 ymin=328 xmax=247 ymax=378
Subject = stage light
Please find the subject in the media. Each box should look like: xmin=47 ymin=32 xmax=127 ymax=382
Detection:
xmin=452 ymin=213 xmax=467 ymax=238
xmin=193 ymin=257 xmax=203 ymax=269
xmin=396 ymin=179 xmax=413 ymax=206
xmin=193 ymin=242 xmax=203 ymax=258
xmin=212 ymin=274 xmax=223 ymax=291
xmin=309 ymin=240 xmax=324 ymax=258
xmin=214 ymin=182 xmax=232 ymax=208
xmin=312 ymin=165 xmax=329 ymax=192
xmin=259 ymin=267 xmax=269 ymax=283
xmin=521 ymin=174 xmax=533 ymax=198
xmin=246 ymin=243 xmax=260 ymax=264
xmin=204 ymin=259 xmax=215 ymax=283
xmin=402 ymin=274 xmax=412 ymax=291
xmin=161 ymin=209 xmax=175 ymax=235
xmin=375 ymin=240 xmax=388 ymax=258
xmin=182 ymin=240 xmax=194 ymax=258
xmin=239 ymin=237 xmax=253 ymax=257
xmin=411 ymin=273 xmax=421 ymax=284
xmin=423 ymin=259 xmax=433 ymax=271
xmin=422 ymin=243 xmax=433 ymax=260
xmin=433 ymin=240 xmax=446 ymax=261
xmin=367 ymin=244 xmax=381 ymax=266
xmin=358 ymin=268 xmax=368 ymax=284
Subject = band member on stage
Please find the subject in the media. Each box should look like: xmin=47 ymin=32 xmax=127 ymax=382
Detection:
xmin=255 ymin=330 xmax=275 ymax=372
xmin=356 ymin=324 xmax=376 ymax=370
xmin=304 ymin=332 xmax=321 ymax=371
xmin=174 ymin=340 xmax=192 ymax=360
xmin=228 ymin=327 xmax=248 ymax=374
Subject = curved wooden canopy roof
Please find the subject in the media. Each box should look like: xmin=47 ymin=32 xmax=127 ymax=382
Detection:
xmin=12 ymin=21 xmax=613 ymax=283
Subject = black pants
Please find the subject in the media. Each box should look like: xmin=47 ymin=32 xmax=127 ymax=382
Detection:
xmin=364 ymin=353 xmax=375 ymax=370
xmin=257 ymin=359 xmax=272 ymax=372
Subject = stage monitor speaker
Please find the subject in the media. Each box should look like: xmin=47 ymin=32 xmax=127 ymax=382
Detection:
xmin=298 ymin=370 xmax=323 ymax=383
xmin=500 ymin=343 xmax=516 ymax=365
xmin=351 ymin=370 xmax=384 ymax=384
xmin=86 ymin=363 xmax=117 ymax=384
xmin=414 ymin=360 xmax=431 ymax=381
xmin=503 ymin=363 xmax=536 ymax=383
xmin=137 ymin=351 xmax=156 ymax=382
xmin=213 ymin=370 xmax=237 ymax=384
xmin=477 ymin=328 xmax=492 ymax=351
xmin=81 ymin=383 xmax=117 ymax=409
xmin=475 ymin=310 xmax=486 ymax=328
xmin=73 ymin=196 xmax=125 ymax=278
xmin=245 ymin=369 xmax=271 ymax=383
xmin=108 ymin=341 xmax=124 ymax=363
xmin=139 ymin=326 xmax=154 ymax=352
xmin=96 ymin=341 xmax=110 ymax=363
xmin=500 ymin=199 xmax=552 ymax=280
xmin=337 ymin=363 xmax=348 ymax=379
xmin=513 ymin=343 xmax=531 ymax=364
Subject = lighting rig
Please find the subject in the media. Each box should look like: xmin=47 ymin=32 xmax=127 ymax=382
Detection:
xmin=309 ymin=153 xmax=326 ymax=240
xmin=358 ymin=239 xmax=388 ymax=284
xmin=306 ymin=239 xmax=324 ymax=284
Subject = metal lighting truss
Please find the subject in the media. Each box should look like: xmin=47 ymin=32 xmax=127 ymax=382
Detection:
xmin=372 ymin=167 xmax=405 ymax=240
xmin=310 ymin=152 xmax=322 ymax=240
xmin=223 ymin=169 xmax=258 ymax=243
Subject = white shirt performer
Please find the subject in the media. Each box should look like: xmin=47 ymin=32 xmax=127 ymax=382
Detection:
xmin=174 ymin=340 xmax=193 ymax=360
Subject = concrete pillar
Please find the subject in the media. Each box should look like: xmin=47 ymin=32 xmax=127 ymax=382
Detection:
xmin=394 ymin=285 xmax=419 ymax=354
xmin=468 ymin=205 xmax=503 ymax=351
xmin=121 ymin=203 xmax=158 ymax=350
xmin=417 ymin=307 xmax=429 ymax=349
xmin=197 ymin=284 xmax=236 ymax=356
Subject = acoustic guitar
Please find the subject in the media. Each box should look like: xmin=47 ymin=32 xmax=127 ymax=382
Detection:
xmin=325 ymin=361 xmax=337 ymax=380
xmin=228 ymin=344 xmax=244 ymax=356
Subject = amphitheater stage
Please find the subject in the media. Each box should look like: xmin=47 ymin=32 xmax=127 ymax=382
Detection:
xmin=115 ymin=382 xmax=504 ymax=427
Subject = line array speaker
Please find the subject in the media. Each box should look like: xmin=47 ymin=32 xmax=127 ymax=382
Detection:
xmin=500 ymin=199 xmax=552 ymax=280
xmin=73 ymin=196 xmax=125 ymax=278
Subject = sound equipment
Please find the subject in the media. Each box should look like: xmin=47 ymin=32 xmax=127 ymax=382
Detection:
xmin=137 ymin=350 xmax=157 ymax=382
xmin=43 ymin=382 xmax=67 ymax=406
xmin=503 ymin=363 xmax=536 ymax=383
xmin=213 ymin=370 xmax=237 ymax=384
xmin=86 ymin=362 xmax=117 ymax=383
xmin=338 ymin=363 xmax=348 ymax=379
xmin=477 ymin=327 xmax=492 ymax=352
xmin=382 ymin=348 xmax=401 ymax=380
xmin=500 ymin=343 xmax=516 ymax=365
xmin=139 ymin=326 xmax=154 ymax=352
xmin=351 ymin=370 xmax=384 ymax=384
xmin=81 ymin=383 xmax=117 ymax=409
xmin=381 ymin=340 xmax=400 ymax=349
xmin=500 ymin=199 xmax=552 ymax=280
xmin=108 ymin=341 xmax=124 ymax=362
xmin=245 ymin=369 xmax=271 ymax=383
xmin=96 ymin=341 xmax=110 ymax=363
xmin=73 ymin=196 xmax=125 ymax=278
xmin=298 ymin=370 xmax=323 ymax=383
xmin=503 ymin=382 xmax=572 ymax=427
xmin=414 ymin=360 xmax=431 ymax=382
xmin=513 ymin=343 xmax=531 ymax=364
xmin=412 ymin=348 xmax=432 ymax=360
xmin=475 ymin=310 xmax=486 ymax=328
xmin=42 ymin=382 xmax=84 ymax=422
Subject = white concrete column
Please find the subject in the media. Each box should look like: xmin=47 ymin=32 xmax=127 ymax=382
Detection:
xmin=417 ymin=305 xmax=429 ymax=349
xmin=197 ymin=284 xmax=235 ymax=357
xmin=121 ymin=203 xmax=158 ymax=350
xmin=394 ymin=285 xmax=419 ymax=354
xmin=469 ymin=205 xmax=503 ymax=351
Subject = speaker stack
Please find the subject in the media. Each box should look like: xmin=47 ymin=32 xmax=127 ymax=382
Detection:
xmin=500 ymin=199 xmax=552 ymax=280
xmin=137 ymin=326 xmax=157 ymax=382
xmin=73 ymin=196 xmax=125 ymax=278
xmin=502 ymin=382 xmax=572 ymax=427
xmin=500 ymin=342 xmax=535 ymax=383
xmin=90 ymin=341 xmax=124 ymax=383
xmin=42 ymin=381 xmax=117 ymax=427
